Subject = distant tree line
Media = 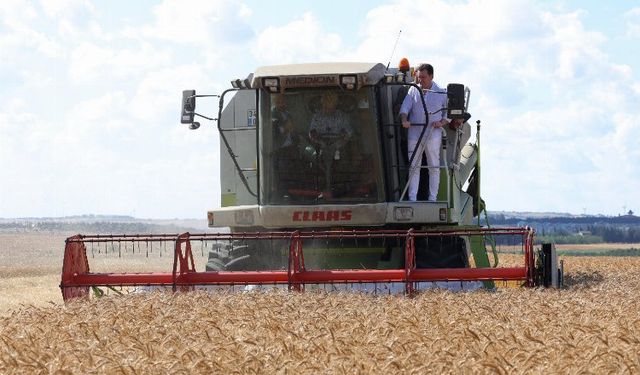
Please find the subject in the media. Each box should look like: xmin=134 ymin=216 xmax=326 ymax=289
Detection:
xmin=486 ymin=214 xmax=640 ymax=244
xmin=488 ymin=214 xmax=640 ymax=226
xmin=586 ymin=226 xmax=640 ymax=243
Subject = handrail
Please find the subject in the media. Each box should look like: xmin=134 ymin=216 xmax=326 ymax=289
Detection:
xmin=217 ymin=88 xmax=258 ymax=198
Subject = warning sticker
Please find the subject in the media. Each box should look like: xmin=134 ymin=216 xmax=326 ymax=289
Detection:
xmin=247 ymin=109 xmax=256 ymax=127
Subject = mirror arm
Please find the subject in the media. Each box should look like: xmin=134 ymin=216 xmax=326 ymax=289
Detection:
xmin=194 ymin=112 xmax=216 ymax=121
xmin=183 ymin=93 xmax=220 ymax=126
xmin=188 ymin=94 xmax=220 ymax=100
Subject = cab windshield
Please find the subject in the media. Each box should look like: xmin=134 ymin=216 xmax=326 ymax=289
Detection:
xmin=259 ymin=87 xmax=384 ymax=205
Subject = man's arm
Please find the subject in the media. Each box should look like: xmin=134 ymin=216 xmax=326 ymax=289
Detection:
xmin=399 ymin=87 xmax=415 ymax=129
xmin=433 ymin=116 xmax=449 ymax=128
xmin=400 ymin=113 xmax=411 ymax=129
xmin=432 ymin=94 xmax=449 ymax=128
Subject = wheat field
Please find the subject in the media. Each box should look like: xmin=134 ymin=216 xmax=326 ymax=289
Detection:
xmin=1 ymin=233 xmax=639 ymax=373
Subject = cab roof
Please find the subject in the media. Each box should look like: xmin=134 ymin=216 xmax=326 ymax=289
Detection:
xmin=251 ymin=62 xmax=386 ymax=90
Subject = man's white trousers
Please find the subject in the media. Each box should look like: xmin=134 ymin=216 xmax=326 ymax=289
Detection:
xmin=407 ymin=126 xmax=442 ymax=201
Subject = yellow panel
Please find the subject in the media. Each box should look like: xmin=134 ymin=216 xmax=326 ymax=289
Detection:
xmin=221 ymin=193 xmax=237 ymax=207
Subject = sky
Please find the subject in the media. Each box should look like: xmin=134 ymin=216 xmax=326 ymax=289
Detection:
xmin=1 ymin=0 xmax=639 ymax=219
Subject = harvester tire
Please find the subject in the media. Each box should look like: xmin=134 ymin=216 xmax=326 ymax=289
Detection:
xmin=205 ymin=241 xmax=284 ymax=271
xmin=414 ymin=236 xmax=469 ymax=269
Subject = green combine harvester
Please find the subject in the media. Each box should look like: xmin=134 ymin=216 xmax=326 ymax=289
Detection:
xmin=60 ymin=60 xmax=562 ymax=300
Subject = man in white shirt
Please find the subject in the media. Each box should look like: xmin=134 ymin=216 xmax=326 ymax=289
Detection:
xmin=399 ymin=63 xmax=448 ymax=201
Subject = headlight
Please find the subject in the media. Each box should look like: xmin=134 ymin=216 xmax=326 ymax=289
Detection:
xmin=394 ymin=207 xmax=413 ymax=221
xmin=439 ymin=208 xmax=447 ymax=221
xmin=262 ymin=77 xmax=280 ymax=92
xmin=340 ymin=75 xmax=357 ymax=90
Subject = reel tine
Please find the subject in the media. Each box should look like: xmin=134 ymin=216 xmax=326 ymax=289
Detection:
xmin=270 ymin=235 xmax=274 ymax=260
xmin=424 ymin=235 xmax=429 ymax=262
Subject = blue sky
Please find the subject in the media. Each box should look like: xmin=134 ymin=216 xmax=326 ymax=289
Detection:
xmin=1 ymin=0 xmax=639 ymax=218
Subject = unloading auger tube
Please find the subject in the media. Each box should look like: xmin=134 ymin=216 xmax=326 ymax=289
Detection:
xmin=60 ymin=227 xmax=562 ymax=302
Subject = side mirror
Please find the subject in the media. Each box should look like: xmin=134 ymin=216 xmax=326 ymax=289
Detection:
xmin=446 ymin=83 xmax=465 ymax=119
xmin=181 ymin=90 xmax=196 ymax=124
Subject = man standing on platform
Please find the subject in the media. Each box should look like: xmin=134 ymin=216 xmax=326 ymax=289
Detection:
xmin=399 ymin=63 xmax=448 ymax=201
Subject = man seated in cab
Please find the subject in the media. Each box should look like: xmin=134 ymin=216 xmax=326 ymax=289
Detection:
xmin=308 ymin=91 xmax=354 ymax=199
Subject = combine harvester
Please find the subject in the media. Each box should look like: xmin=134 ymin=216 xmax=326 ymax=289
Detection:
xmin=61 ymin=60 xmax=562 ymax=301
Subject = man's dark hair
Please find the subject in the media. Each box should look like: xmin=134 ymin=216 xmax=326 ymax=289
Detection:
xmin=417 ymin=63 xmax=434 ymax=76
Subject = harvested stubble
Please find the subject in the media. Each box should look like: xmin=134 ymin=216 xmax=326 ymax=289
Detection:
xmin=2 ymin=256 xmax=640 ymax=374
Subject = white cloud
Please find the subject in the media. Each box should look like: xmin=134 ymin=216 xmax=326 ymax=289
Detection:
xmin=541 ymin=10 xmax=607 ymax=81
xmin=122 ymin=0 xmax=254 ymax=46
xmin=0 ymin=20 xmax=65 ymax=60
xmin=39 ymin=0 xmax=98 ymax=39
xmin=39 ymin=0 xmax=95 ymax=19
xmin=626 ymin=7 xmax=640 ymax=38
xmin=67 ymin=91 xmax=128 ymax=128
xmin=68 ymin=42 xmax=172 ymax=83
xmin=19 ymin=69 xmax=54 ymax=90
xmin=132 ymin=73 xmax=176 ymax=122
xmin=133 ymin=64 xmax=231 ymax=131
xmin=0 ymin=0 xmax=38 ymax=29
xmin=253 ymin=12 xmax=343 ymax=64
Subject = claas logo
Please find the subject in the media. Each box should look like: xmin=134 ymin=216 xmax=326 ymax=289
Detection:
xmin=292 ymin=210 xmax=352 ymax=222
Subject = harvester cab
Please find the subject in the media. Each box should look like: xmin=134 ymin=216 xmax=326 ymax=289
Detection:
xmin=59 ymin=61 xmax=562 ymax=302
xmin=180 ymin=61 xmax=493 ymax=273
xmin=184 ymin=63 xmax=477 ymax=230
